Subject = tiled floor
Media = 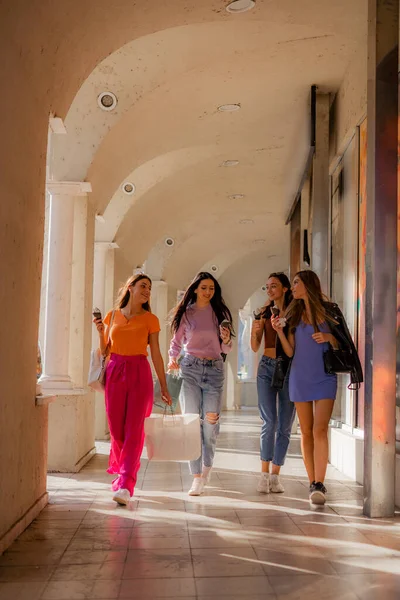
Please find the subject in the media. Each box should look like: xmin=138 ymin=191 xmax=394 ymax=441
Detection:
xmin=1 ymin=410 xmax=400 ymax=599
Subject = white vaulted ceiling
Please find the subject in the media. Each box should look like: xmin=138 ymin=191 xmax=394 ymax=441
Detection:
xmin=51 ymin=0 xmax=366 ymax=304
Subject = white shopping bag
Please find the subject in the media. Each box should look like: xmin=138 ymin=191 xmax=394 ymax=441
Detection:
xmin=144 ymin=413 xmax=201 ymax=461
xmin=87 ymin=348 xmax=105 ymax=393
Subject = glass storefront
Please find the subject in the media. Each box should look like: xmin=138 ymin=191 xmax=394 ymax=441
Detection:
xmin=330 ymin=134 xmax=359 ymax=428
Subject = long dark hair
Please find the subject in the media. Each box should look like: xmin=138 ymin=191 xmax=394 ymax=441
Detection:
xmin=262 ymin=272 xmax=292 ymax=318
xmin=170 ymin=271 xmax=234 ymax=334
xmin=285 ymin=270 xmax=336 ymax=331
xmin=115 ymin=274 xmax=152 ymax=312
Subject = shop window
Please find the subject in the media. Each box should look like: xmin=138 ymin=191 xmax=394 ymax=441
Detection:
xmin=330 ymin=135 xmax=359 ymax=428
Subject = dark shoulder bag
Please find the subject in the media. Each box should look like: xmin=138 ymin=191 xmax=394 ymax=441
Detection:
xmin=271 ymin=326 xmax=291 ymax=390
xmin=321 ymin=306 xmax=360 ymax=388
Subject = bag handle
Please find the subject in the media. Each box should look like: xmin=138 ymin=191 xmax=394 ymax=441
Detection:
xmin=162 ymin=403 xmax=177 ymax=425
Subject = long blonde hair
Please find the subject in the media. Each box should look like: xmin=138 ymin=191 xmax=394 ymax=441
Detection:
xmin=114 ymin=274 xmax=152 ymax=312
xmin=285 ymin=270 xmax=337 ymax=331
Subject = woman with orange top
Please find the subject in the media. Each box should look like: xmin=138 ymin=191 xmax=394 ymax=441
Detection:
xmin=93 ymin=274 xmax=171 ymax=506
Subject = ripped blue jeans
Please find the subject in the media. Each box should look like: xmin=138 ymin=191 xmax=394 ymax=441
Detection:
xmin=180 ymin=354 xmax=224 ymax=475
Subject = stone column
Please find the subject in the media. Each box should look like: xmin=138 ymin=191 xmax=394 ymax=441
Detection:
xmin=151 ymin=280 xmax=169 ymax=364
xmin=311 ymin=93 xmax=330 ymax=294
xmin=92 ymin=242 xmax=118 ymax=347
xmin=363 ymin=0 xmax=398 ymax=518
xmin=92 ymin=242 xmax=118 ymax=440
xmin=39 ymin=181 xmax=91 ymax=392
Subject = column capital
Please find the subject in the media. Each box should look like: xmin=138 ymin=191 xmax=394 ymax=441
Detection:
xmin=95 ymin=241 xmax=119 ymax=250
xmin=46 ymin=181 xmax=92 ymax=196
xmin=151 ymin=279 xmax=168 ymax=290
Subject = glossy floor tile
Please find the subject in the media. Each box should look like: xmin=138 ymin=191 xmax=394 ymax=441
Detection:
xmin=1 ymin=410 xmax=400 ymax=599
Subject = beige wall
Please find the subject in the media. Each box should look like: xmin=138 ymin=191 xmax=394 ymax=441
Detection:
xmin=330 ymin=45 xmax=367 ymax=159
xmin=0 ymin=4 xmax=50 ymax=544
xmin=0 ymin=0 xmax=134 ymax=544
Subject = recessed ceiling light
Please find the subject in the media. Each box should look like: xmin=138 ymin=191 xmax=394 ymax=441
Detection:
xmin=221 ymin=160 xmax=240 ymax=167
xmin=218 ymin=104 xmax=241 ymax=112
xmin=121 ymin=182 xmax=135 ymax=195
xmin=211 ymin=265 xmax=218 ymax=272
xmin=239 ymin=219 xmax=254 ymax=225
xmin=97 ymin=91 xmax=118 ymax=111
xmin=165 ymin=238 xmax=175 ymax=247
xmin=229 ymin=194 xmax=245 ymax=200
xmin=226 ymin=0 xmax=255 ymax=14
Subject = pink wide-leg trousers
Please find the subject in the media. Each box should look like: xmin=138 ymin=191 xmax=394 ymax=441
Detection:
xmin=105 ymin=353 xmax=153 ymax=496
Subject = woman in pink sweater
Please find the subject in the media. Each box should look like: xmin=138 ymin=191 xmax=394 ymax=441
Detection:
xmin=168 ymin=272 xmax=233 ymax=496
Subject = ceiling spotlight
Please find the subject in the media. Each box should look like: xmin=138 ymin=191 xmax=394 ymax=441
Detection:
xmin=210 ymin=265 xmax=219 ymax=272
xmin=165 ymin=238 xmax=175 ymax=247
xmin=229 ymin=194 xmax=245 ymax=200
xmin=221 ymin=160 xmax=240 ymax=167
xmin=121 ymin=182 xmax=135 ymax=195
xmin=239 ymin=219 xmax=254 ymax=225
xmin=218 ymin=104 xmax=241 ymax=112
xmin=226 ymin=0 xmax=255 ymax=14
xmin=97 ymin=91 xmax=118 ymax=111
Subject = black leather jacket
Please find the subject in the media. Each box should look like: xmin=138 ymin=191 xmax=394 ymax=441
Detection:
xmin=323 ymin=302 xmax=363 ymax=387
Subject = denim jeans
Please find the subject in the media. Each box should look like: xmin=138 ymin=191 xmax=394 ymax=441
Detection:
xmin=180 ymin=354 xmax=224 ymax=475
xmin=257 ymin=356 xmax=295 ymax=466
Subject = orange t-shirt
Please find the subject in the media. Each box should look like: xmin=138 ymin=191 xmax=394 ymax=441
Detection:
xmin=103 ymin=309 xmax=160 ymax=357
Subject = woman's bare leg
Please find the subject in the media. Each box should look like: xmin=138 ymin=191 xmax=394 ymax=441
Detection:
xmin=294 ymin=402 xmax=315 ymax=483
xmin=313 ymin=399 xmax=335 ymax=483
xmin=261 ymin=460 xmax=270 ymax=473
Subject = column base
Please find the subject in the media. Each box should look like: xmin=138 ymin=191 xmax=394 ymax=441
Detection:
xmin=48 ymin=392 xmax=95 ymax=472
xmin=38 ymin=374 xmax=73 ymax=392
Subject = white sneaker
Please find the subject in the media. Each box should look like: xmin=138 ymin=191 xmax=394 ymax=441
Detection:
xmin=270 ymin=474 xmax=285 ymax=493
xmin=113 ymin=488 xmax=130 ymax=505
xmin=202 ymin=467 xmax=212 ymax=485
xmin=257 ymin=473 xmax=270 ymax=494
xmin=188 ymin=477 xmax=205 ymax=496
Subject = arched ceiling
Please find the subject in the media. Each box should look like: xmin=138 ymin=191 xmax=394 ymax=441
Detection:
xmin=219 ymin=250 xmax=289 ymax=311
xmin=51 ymin=0 xmax=366 ymax=302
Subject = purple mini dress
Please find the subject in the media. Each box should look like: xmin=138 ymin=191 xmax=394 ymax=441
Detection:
xmin=289 ymin=322 xmax=337 ymax=403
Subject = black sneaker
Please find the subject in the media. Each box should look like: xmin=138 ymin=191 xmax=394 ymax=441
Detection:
xmin=309 ymin=481 xmax=327 ymax=505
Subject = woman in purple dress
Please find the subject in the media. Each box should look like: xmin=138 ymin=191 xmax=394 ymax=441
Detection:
xmin=271 ymin=270 xmax=341 ymax=506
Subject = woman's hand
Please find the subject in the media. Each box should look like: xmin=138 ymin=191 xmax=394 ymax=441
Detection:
xmin=270 ymin=315 xmax=284 ymax=332
xmin=252 ymin=319 xmax=263 ymax=334
xmin=219 ymin=326 xmax=231 ymax=345
xmin=312 ymin=332 xmax=334 ymax=345
xmin=161 ymin=386 xmax=172 ymax=406
xmin=167 ymin=357 xmax=179 ymax=371
xmin=93 ymin=317 xmax=104 ymax=335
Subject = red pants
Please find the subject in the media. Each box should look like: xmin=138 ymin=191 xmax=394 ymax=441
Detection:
xmin=105 ymin=353 xmax=153 ymax=496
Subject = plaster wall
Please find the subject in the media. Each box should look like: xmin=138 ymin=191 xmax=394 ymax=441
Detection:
xmin=331 ymin=47 xmax=367 ymax=159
